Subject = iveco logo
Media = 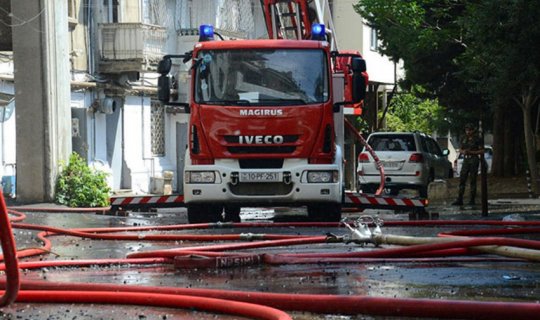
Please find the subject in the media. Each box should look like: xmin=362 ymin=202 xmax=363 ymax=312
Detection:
xmin=239 ymin=109 xmax=283 ymax=116
xmin=239 ymin=135 xmax=284 ymax=144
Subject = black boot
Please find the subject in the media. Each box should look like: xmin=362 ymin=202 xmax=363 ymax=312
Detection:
xmin=452 ymin=198 xmax=463 ymax=206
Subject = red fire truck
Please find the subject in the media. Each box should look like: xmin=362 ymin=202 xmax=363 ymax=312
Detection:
xmin=155 ymin=23 xmax=367 ymax=223
xmin=110 ymin=1 xmax=429 ymax=221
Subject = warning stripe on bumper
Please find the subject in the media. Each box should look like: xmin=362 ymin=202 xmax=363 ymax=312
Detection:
xmin=111 ymin=195 xmax=185 ymax=206
xmin=345 ymin=192 xmax=426 ymax=207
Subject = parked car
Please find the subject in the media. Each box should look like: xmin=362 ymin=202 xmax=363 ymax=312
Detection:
xmin=453 ymin=145 xmax=493 ymax=177
xmin=357 ymin=132 xmax=453 ymax=197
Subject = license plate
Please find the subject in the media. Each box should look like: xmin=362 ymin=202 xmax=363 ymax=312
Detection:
xmin=239 ymin=172 xmax=281 ymax=182
xmin=382 ymin=161 xmax=401 ymax=169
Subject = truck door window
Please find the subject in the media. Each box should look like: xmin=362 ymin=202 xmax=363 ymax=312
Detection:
xmin=194 ymin=49 xmax=328 ymax=105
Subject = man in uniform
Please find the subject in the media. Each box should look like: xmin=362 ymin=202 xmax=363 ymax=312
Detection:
xmin=452 ymin=123 xmax=484 ymax=206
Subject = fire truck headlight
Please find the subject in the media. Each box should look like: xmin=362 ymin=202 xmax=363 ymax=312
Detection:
xmin=307 ymin=171 xmax=337 ymax=183
xmin=185 ymin=171 xmax=216 ymax=183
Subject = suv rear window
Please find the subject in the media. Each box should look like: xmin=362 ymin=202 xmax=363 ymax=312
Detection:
xmin=368 ymin=134 xmax=417 ymax=151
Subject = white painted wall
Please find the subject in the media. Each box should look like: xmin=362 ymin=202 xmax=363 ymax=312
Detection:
xmin=121 ymin=94 xmax=189 ymax=194
xmin=331 ymin=0 xmax=400 ymax=85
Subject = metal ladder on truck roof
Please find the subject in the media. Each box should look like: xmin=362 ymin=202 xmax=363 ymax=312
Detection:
xmin=262 ymin=0 xmax=312 ymax=40
xmin=262 ymin=0 xmax=338 ymax=50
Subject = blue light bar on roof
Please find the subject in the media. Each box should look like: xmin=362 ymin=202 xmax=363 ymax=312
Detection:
xmin=199 ymin=24 xmax=214 ymax=42
xmin=311 ymin=23 xmax=326 ymax=41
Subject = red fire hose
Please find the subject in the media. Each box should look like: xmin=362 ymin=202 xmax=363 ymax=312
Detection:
xmin=0 ymin=193 xmax=19 ymax=306
xmin=6 ymin=280 xmax=540 ymax=320
xmin=15 ymin=290 xmax=292 ymax=320
xmin=2 ymin=205 xmax=540 ymax=318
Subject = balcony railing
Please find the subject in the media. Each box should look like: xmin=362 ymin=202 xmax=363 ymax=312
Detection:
xmin=99 ymin=23 xmax=167 ymax=73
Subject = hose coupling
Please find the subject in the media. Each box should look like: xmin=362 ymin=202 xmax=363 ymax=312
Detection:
xmin=239 ymin=233 xmax=266 ymax=241
xmin=208 ymin=221 xmax=234 ymax=228
xmin=340 ymin=215 xmax=384 ymax=245
xmin=325 ymin=232 xmax=345 ymax=243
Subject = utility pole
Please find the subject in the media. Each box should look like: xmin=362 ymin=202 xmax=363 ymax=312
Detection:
xmin=11 ymin=0 xmax=71 ymax=203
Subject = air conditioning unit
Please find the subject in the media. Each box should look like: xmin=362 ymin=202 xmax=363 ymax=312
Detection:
xmin=99 ymin=97 xmax=117 ymax=114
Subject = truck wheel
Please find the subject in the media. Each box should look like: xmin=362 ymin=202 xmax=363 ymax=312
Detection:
xmin=187 ymin=204 xmax=223 ymax=223
xmin=419 ymin=186 xmax=428 ymax=198
xmin=361 ymin=184 xmax=377 ymax=194
xmin=307 ymin=203 xmax=342 ymax=222
xmin=223 ymin=206 xmax=241 ymax=222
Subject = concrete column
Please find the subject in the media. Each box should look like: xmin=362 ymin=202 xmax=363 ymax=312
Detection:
xmin=12 ymin=0 xmax=71 ymax=203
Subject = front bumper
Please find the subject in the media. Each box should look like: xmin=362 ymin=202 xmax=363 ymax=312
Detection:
xmin=184 ymin=159 xmax=342 ymax=205
xmin=358 ymin=173 xmax=427 ymax=188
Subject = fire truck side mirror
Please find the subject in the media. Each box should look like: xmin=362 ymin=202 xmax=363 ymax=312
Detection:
xmin=158 ymin=58 xmax=172 ymax=75
xmin=157 ymin=75 xmax=171 ymax=102
xmin=352 ymin=73 xmax=367 ymax=103
xmin=351 ymin=57 xmax=366 ymax=73
xmin=351 ymin=57 xmax=367 ymax=103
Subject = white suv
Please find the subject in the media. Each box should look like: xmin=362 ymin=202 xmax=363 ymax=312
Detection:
xmin=357 ymin=132 xmax=453 ymax=197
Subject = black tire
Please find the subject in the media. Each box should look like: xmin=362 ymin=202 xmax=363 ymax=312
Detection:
xmin=361 ymin=184 xmax=377 ymax=194
xmin=307 ymin=203 xmax=342 ymax=222
xmin=223 ymin=206 xmax=241 ymax=222
xmin=419 ymin=185 xmax=428 ymax=198
xmin=187 ymin=204 xmax=223 ymax=223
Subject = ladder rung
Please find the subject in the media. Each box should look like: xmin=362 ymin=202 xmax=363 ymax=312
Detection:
xmin=280 ymin=12 xmax=296 ymax=17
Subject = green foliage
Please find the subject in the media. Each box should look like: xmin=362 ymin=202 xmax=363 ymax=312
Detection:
xmin=354 ymin=0 xmax=488 ymax=123
xmin=461 ymin=0 xmax=540 ymax=105
xmin=354 ymin=117 xmax=371 ymax=134
xmin=381 ymin=87 xmax=445 ymax=134
xmin=55 ymin=153 xmax=111 ymax=207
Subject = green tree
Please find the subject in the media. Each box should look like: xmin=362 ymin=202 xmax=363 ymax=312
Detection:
xmin=382 ymin=87 xmax=445 ymax=134
xmin=354 ymin=0 xmax=485 ymax=120
xmin=55 ymin=153 xmax=111 ymax=207
xmin=354 ymin=0 xmax=538 ymax=181
xmin=462 ymin=0 xmax=540 ymax=190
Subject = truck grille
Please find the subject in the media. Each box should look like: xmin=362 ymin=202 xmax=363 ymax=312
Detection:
xmin=224 ymin=135 xmax=298 ymax=154
xmin=227 ymin=146 xmax=296 ymax=154
xmin=239 ymin=159 xmax=284 ymax=169
xmin=229 ymin=182 xmax=293 ymax=196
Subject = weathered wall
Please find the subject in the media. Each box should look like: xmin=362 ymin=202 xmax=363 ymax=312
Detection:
xmin=12 ymin=0 xmax=71 ymax=203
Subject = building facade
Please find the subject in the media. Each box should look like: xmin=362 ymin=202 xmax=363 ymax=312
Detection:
xmin=0 ymin=0 xmax=399 ymax=199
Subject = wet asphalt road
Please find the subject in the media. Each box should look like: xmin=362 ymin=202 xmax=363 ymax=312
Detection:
xmin=1 ymin=203 xmax=540 ymax=319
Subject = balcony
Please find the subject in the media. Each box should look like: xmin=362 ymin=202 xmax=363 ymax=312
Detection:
xmin=99 ymin=23 xmax=167 ymax=73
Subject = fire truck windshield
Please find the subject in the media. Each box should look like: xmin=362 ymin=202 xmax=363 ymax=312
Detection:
xmin=194 ymin=49 xmax=329 ymax=106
